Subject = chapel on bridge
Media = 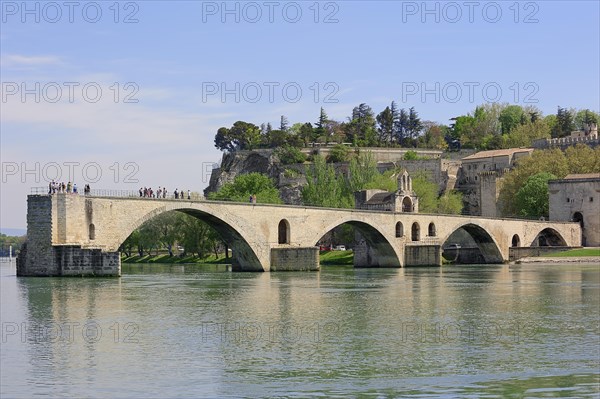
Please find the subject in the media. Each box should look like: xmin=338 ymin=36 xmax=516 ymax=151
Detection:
xmin=354 ymin=170 xmax=419 ymax=212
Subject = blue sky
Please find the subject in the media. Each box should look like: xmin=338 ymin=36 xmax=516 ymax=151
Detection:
xmin=1 ymin=0 xmax=599 ymax=229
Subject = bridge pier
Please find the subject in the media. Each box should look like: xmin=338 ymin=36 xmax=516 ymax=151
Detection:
xmin=270 ymin=247 xmax=320 ymax=271
xmin=404 ymin=245 xmax=442 ymax=267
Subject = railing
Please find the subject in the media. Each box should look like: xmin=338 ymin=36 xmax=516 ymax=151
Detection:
xmin=30 ymin=187 xmax=205 ymax=201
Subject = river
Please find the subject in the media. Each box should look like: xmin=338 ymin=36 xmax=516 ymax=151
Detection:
xmin=1 ymin=261 xmax=599 ymax=398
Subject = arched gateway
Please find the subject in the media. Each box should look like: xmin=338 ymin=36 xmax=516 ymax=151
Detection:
xmin=17 ymin=193 xmax=581 ymax=276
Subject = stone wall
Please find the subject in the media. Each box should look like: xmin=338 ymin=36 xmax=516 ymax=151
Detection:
xmin=270 ymin=247 xmax=319 ymax=271
xmin=404 ymin=245 xmax=442 ymax=266
xmin=549 ymin=176 xmax=600 ymax=246
xmin=17 ymin=195 xmax=57 ymax=276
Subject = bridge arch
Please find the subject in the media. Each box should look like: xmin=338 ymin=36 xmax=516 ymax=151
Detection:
xmin=313 ymin=219 xmax=401 ymax=268
xmin=531 ymin=227 xmax=567 ymax=247
xmin=441 ymin=222 xmax=503 ymax=264
xmin=116 ymin=205 xmax=265 ymax=271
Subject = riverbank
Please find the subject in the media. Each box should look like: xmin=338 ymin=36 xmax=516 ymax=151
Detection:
xmin=122 ymin=250 xmax=355 ymax=266
xmin=516 ymin=248 xmax=600 ymax=264
xmin=516 ymin=256 xmax=600 ymax=264
xmin=122 ymin=254 xmax=230 ymax=264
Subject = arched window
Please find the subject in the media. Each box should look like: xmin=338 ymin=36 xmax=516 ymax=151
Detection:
xmin=411 ymin=222 xmax=420 ymax=242
xmin=511 ymin=234 xmax=521 ymax=247
xmin=402 ymin=197 xmax=413 ymax=213
xmin=278 ymin=219 xmax=290 ymax=244
xmin=395 ymin=222 xmax=404 ymax=238
xmin=428 ymin=222 xmax=436 ymax=237
xmin=89 ymin=224 xmax=96 ymax=240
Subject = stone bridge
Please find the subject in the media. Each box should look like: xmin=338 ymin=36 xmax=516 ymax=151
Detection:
xmin=17 ymin=193 xmax=581 ymax=276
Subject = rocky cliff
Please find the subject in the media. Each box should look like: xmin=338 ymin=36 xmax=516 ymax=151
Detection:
xmin=204 ymin=150 xmax=307 ymax=205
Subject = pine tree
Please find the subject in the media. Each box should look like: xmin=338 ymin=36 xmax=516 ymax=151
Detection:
xmin=376 ymin=106 xmax=394 ymax=145
xmin=280 ymin=115 xmax=289 ymax=131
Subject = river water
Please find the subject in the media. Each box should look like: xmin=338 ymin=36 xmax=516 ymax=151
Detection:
xmin=1 ymin=261 xmax=599 ymax=398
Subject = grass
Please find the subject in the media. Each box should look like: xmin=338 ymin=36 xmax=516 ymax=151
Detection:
xmin=123 ymin=250 xmax=356 ymax=266
xmin=122 ymin=254 xmax=232 ymax=264
xmin=545 ymin=248 xmax=600 ymax=257
xmin=320 ymin=250 xmax=354 ymax=265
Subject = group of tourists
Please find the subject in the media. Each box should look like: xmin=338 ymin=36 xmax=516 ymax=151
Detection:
xmin=48 ymin=180 xmax=92 ymax=195
xmin=139 ymin=187 xmax=191 ymax=200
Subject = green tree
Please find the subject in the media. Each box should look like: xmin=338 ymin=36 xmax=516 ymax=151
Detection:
xmin=328 ymin=144 xmax=350 ymax=163
xmin=347 ymin=103 xmax=377 ymax=146
xmin=499 ymin=149 xmax=569 ymax=216
xmin=299 ymin=122 xmax=314 ymax=146
xmin=395 ymin=108 xmax=409 ymax=145
xmin=280 ymin=115 xmax=290 ymax=131
xmin=501 ymin=119 xmax=551 ymax=148
xmin=213 ymin=121 xmax=262 ymax=151
xmin=348 ymin=152 xmax=378 ymax=192
xmin=275 ymin=145 xmax=307 ymax=165
xmin=376 ymin=106 xmax=394 ymax=145
xmin=515 ymin=172 xmax=557 ymax=218
xmin=499 ymin=105 xmax=525 ymax=135
xmin=574 ymin=109 xmax=599 ymax=130
xmin=437 ymin=191 xmax=463 ymax=214
xmin=565 ymin=144 xmax=600 ymax=174
xmin=314 ymin=107 xmax=329 ymax=141
xmin=552 ymin=107 xmax=575 ymax=138
xmin=302 ymin=155 xmax=352 ymax=208
xmin=208 ymin=173 xmax=282 ymax=204
xmin=411 ymin=174 xmax=439 ymax=213
xmin=406 ymin=106 xmax=423 ymax=144
xmin=266 ymin=129 xmax=289 ymax=148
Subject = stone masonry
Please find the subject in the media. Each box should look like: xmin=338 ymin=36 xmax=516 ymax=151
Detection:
xmin=16 ymin=193 xmax=582 ymax=276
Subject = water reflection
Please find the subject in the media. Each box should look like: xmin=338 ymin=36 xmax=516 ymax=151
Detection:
xmin=1 ymin=263 xmax=598 ymax=398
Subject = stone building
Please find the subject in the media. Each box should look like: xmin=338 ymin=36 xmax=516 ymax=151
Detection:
xmin=354 ymin=170 xmax=419 ymax=212
xmin=458 ymin=148 xmax=534 ymax=216
xmin=549 ymin=173 xmax=600 ymax=246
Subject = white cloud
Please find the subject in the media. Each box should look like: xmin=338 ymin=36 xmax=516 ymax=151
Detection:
xmin=1 ymin=54 xmax=63 ymax=68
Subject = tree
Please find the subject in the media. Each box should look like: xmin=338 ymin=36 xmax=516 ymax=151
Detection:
xmin=552 ymin=107 xmax=575 ymax=138
xmin=213 ymin=121 xmax=262 ymax=151
xmin=266 ymin=129 xmax=289 ymax=148
xmin=411 ymin=173 xmax=439 ymax=213
xmin=347 ymin=103 xmax=377 ymax=146
xmin=348 ymin=152 xmax=378 ymax=192
xmin=314 ymin=107 xmax=329 ymax=141
xmin=280 ymin=115 xmax=290 ymax=131
xmin=418 ymin=122 xmax=449 ymax=150
xmin=328 ymin=144 xmax=350 ymax=163
xmin=275 ymin=145 xmax=306 ymax=165
xmin=395 ymin=108 xmax=409 ymax=145
xmin=437 ymin=191 xmax=463 ymax=214
xmin=178 ymin=215 xmax=213 ymax=258
xmin=501 ymin=119 xmax=551 ymax=148
xmin=302 ymin=155 xmax=352 ymax=208
xmin=376 ymin=106 xmax=394 ymax=145
xmin=406 ymin=106 xmax=423 ymax=144
xmin=208 ymin=173 xmax=282 ymax=204
xmin=574 ymin=109 xmax=599 ymax=130
xmin=515 ymin=172 xmax=557 ymax=218
xmin=565 ymin=144 xmax=600 ymax=174
xmin=299 ymin=122 xmax=314 ymax=146
xmin=499 ymin=149 xmax=569 ymax=216
xmin=499 ymin=105 xmax=525 ymax=135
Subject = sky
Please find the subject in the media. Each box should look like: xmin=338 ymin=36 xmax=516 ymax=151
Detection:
xmin=1 ymin=0 xmax=599 ymax=230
